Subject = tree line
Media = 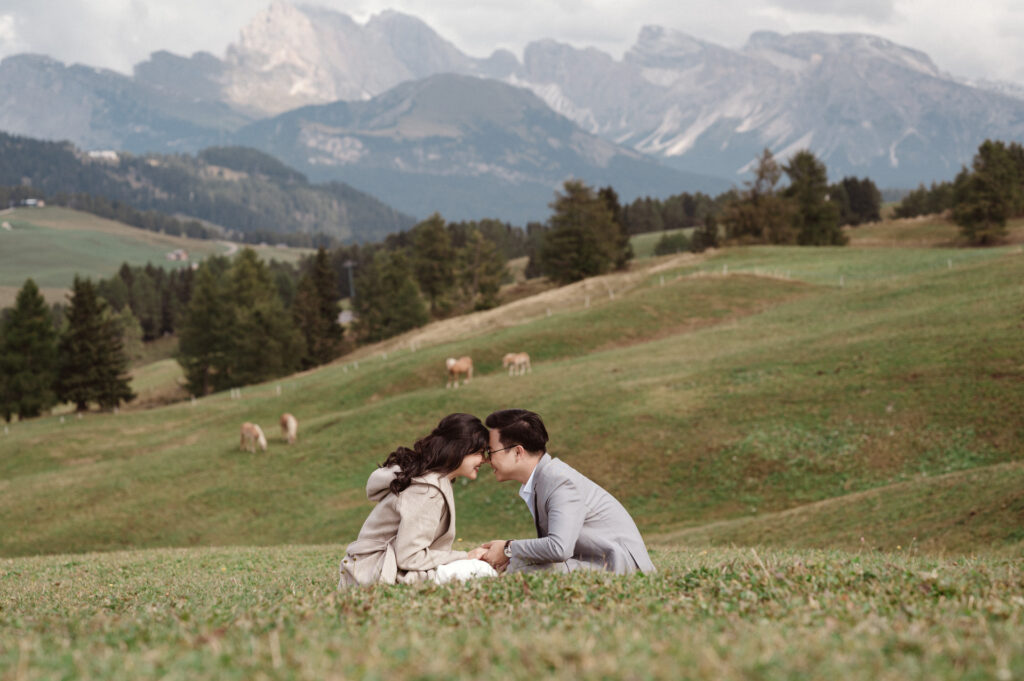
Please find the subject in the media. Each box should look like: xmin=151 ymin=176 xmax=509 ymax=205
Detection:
xmin=892 ymin=139 xmax=1024 ymax=245
xmin=0 ymin=133 xmax=415 ymax=245
xmin=0 ymin=278 xmax=134 ymax=421
xmin=0 ymin=145 xmax=920 ymax=418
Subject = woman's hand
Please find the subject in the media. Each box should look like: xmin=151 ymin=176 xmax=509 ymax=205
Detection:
xmin=467 ymin=546 xmax=487 ymax=560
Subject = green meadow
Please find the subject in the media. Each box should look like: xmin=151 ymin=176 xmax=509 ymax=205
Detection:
xmin=2 ymin=546 xmax=1021 ymax=680
xmin=2 ymin=235 xmax=1023 ymax=678
xmin=0 ymin=207 xmax=311 ymax=307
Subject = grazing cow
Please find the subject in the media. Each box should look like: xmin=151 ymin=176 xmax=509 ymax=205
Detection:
xmin=502 ymin=352 xmax=532 ymax=376
xmin=240 ymin=422 xmax=267 ymax=453
xmin=280 ymin=413 xmax=298 ymax=444
xmin=445 ymin=356 xmax=474 ymax=388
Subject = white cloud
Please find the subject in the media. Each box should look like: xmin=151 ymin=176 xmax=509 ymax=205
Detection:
xmin=0 ymin=13 xmax=25 ymax=52
xmin=766 ymin=0 xmax=895 ymax=23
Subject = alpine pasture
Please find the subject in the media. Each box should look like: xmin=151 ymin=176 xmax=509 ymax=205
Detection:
xmin=0 ymin=206 xmax=311 ymax=307
xmin=2 ymin=234 xmax=1023 ymax=679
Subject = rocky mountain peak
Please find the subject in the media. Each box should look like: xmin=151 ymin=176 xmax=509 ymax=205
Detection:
xmin=743 ymin=30 xmax=941 ymax=77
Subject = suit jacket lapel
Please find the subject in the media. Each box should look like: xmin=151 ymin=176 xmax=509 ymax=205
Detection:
xmin=531 ymin=454 xmax=551 ymax=537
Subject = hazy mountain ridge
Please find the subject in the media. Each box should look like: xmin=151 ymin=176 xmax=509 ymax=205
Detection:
xmin=0 ymin=131 xmax=414 ymax=242
xmin=234 ymin=73 xmax=730 ymax=222
xmin=204 ymin=3 xmax=1024 ymax=185
xmin=3 ymin=0 xmax=1024 ymax=223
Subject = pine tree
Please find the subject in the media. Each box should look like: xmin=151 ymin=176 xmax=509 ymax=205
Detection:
xmin=353 ymin=251 xmax=428 ymax=343
xmin=409 ymin=214 xmax=455 ymax=315
xmin=952 ymin=140 xmax=1020 ymax=245
xmin=722 ymin=148 xmax=796 ymax=244
xmin=293 ymin=247 xmax=345 ymax=368
xmin=227 ymin=249 xmax=303 ymax=386
xmin=598 ymin=186 xmax=633 ymax=270
xmin=458 ymin=229 xmax=507 ymax=311
xmin=540 ymin=180 xmax=623 ymax=285
xmin=0 ymin=279 xmax=59 ymax=420
xmin=56 ymin=276 xmax=134 ymax=412
xmin=177 ymin=256 xmax=235 ymax=395
xmin=783 ymin=150 xmax=846 ymax=246
xmin=691 ymin=214 xmax=720 ymax=253
xmin=94 ymin=308 xmax=135 ymax=411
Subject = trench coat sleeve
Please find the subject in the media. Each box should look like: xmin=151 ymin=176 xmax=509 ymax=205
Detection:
xmin=393 ymin=484 xmax=468 ymax=571
xmin=512 ymin=477 xmax=586 ymax=564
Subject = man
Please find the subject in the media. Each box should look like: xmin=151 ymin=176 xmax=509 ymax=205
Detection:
xmin=478 ymin=409 xmax=655 ymax=574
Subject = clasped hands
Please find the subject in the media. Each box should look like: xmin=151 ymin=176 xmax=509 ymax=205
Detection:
xmin=467 ymin=540 xmax=510 ymax=572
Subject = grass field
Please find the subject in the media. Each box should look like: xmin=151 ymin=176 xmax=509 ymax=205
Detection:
xmin=0 ymin=207 xmax=312 ymax=307
xmin=1 ymin=243 xmax=1021 ymax=556
xmin=629 ymin=227 xmax=696 ymax=258
xmin=1 ymin=545 xmax=1021 ymax=680
xmin=2 ymin=238 xmax=1022 ymax=678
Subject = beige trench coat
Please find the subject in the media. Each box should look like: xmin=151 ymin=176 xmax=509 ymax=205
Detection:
xmin=338 ymin=467 xmax=468 ymax=587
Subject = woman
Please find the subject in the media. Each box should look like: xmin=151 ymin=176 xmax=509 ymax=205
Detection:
xmin=338 ymin=412 xmax=496 ymax=587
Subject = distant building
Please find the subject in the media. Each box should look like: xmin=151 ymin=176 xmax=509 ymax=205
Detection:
xmin=166 ymin=248 xmax=189 ymax=261
xmin=19 ymin=198 xmax=45 ymax=207
xmin=86 ymin=150 xmax=119 ymax=163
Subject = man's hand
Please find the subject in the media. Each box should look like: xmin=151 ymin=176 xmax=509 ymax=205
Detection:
xmin=466 ymin=546 xmax=487 ymax=561
xmin=479 ymin=540 xmax=510 ymax=572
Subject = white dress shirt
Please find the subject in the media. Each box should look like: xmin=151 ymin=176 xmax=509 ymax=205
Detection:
xmin=518 ymin=453 xmax=544 ymax=520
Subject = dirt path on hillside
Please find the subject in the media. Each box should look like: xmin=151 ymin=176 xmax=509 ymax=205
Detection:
xmin=342 ymin=251 xmax=711 ymax=361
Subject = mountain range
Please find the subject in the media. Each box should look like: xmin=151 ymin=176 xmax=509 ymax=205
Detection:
xmin=3 ymin=0 xmax=1024 ymax=226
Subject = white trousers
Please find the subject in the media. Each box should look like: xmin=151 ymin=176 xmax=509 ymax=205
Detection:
xmin=434 ymin=559 xmax=498 ymax=584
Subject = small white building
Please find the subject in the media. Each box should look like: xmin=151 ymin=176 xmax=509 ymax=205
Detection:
xmin=86 ymin=150 xmax=119 ymax=163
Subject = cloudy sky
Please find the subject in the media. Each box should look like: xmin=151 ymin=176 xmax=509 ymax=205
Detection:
xmin=1 ymin=0 xmax=1022 ymax=84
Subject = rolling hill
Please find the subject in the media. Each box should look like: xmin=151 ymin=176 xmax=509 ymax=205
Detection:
xmin=1 ymin=237 xmax=1021 ymax=558
xmin=0 ymin=132 xmax=416 ymax=243
xmin=0 ymin=206 xmax=312 ymax=308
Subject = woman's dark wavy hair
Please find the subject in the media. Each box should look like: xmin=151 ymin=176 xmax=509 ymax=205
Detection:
xmin=380 ymin=413 xmax=488 ymax=495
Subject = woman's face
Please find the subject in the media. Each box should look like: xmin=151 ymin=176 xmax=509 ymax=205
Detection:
xmin=449 ymin=450 xmax=486 ymax=481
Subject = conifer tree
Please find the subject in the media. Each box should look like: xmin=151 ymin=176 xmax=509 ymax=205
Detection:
xmin=722 ymin=148 xmax=795 ymax=244
xmin=458 ymin=229 xmax=507 ymax=311
xmin=409 ymin=214 xmax=455 ymax=315
xmin=293 ymin=247 xmax=345 ymax=368
xmin=783 ymin=150 xmax=846 ymax=246
xmin=540 ymin=180 xmax=624 ymax=285
xmin=598 ymin=186 xmax=634 ymax=270
xmin=0 ymin=279 xmax=59 ymax=420
xmin=353 ymin=251 xmax=428 ymax=343
xmin=56 ymin=276 xmax=134 ymax=411
xmin=227 ymin=248 xmax=303 ymax=386
xmin=177 ymin=257 xmax=234 ymax=395
xmin=952 ymin=139 xmax=1021 ymax=245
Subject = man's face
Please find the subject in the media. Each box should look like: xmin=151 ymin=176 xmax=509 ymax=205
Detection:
xmin=487 ymin=428 xmax=515 ymax=482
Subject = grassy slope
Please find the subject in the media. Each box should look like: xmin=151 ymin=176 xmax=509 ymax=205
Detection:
xmin=1 ymin=545 xmax=1021 ymax=680
xmin=1 ymin=244 xmax=1022 ymax=558
xmin=0 ymin=207 xmax=311 ymax=306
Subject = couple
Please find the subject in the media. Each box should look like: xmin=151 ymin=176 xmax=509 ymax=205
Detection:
xmin=338 ymin=409 xmax=655 ymax=588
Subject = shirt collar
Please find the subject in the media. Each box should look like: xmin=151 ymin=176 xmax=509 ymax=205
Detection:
xmin=518 ymin=452 xmax=544 ymax=509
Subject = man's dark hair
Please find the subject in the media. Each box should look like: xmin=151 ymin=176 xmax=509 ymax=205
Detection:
xmin=485 ymin=409 xmax=548 ymax=454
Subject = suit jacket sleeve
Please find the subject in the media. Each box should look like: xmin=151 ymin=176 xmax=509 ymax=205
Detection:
xmin=512 ymin=477 xmax=585 ymax=564
xmin=393 ymin=485 xmax=468 ymax=571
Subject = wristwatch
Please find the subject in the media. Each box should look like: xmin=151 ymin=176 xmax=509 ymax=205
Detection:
xmin=503 ymin=540 xmax=513 ymax=558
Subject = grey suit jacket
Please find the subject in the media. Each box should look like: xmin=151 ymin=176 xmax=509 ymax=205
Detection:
xmin=509 ymin=453 xmax=655 ymax=574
